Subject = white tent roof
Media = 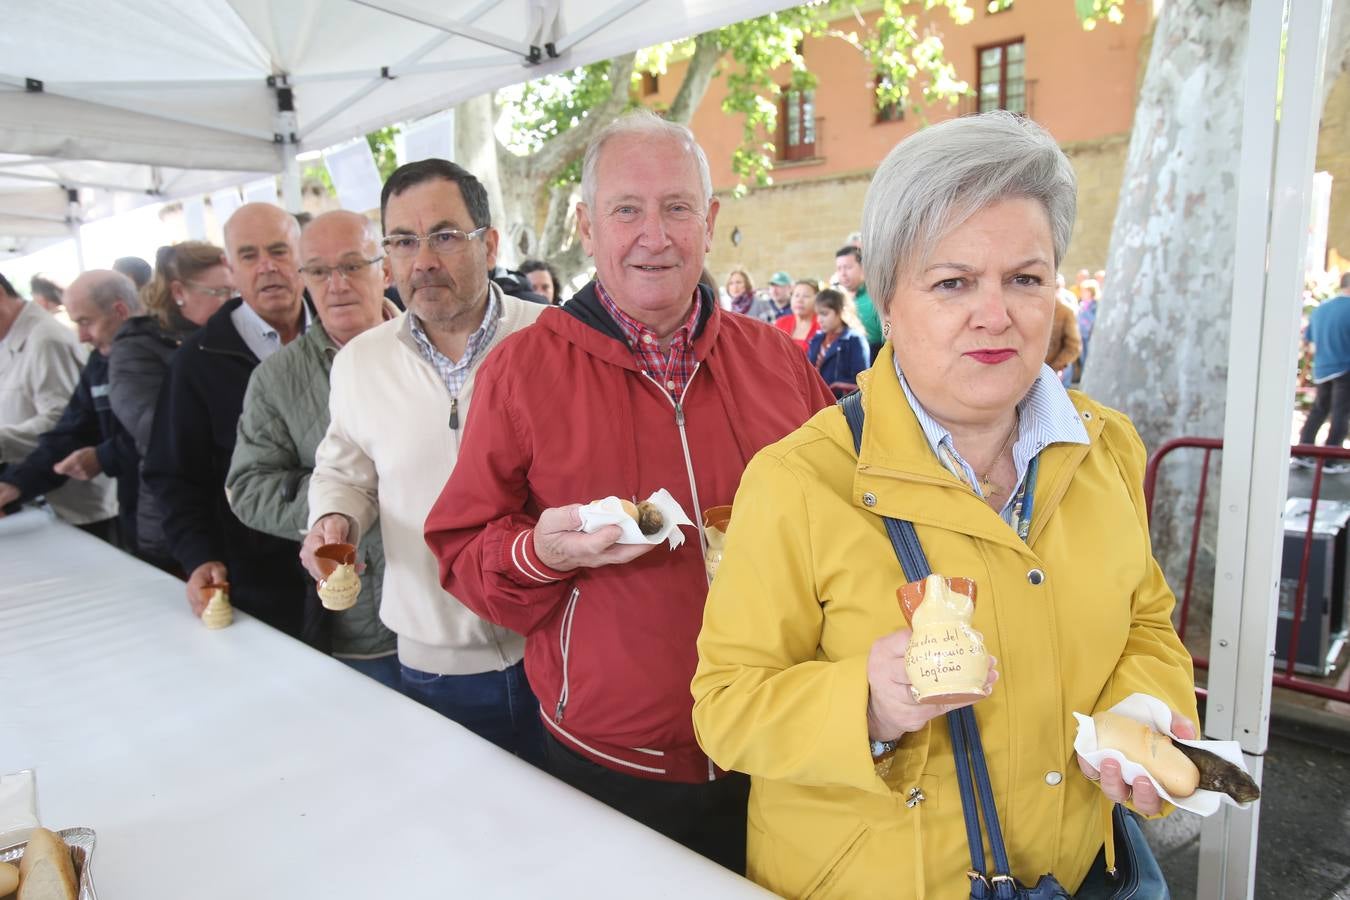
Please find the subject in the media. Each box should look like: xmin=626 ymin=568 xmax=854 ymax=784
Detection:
xmin=0 ymin=155 xmax=273 ymax=257
xmin=0 ymin=0 xmax=794 ymax=252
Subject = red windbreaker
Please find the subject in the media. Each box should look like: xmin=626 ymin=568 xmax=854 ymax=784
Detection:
xmin=424 ymin=282 xmax=835 ymax=782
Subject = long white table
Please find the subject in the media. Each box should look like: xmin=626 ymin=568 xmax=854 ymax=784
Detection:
xmin=0 ymin=509 xmax=773 ymax=898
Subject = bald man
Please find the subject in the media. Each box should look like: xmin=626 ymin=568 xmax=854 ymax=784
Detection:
xmin=226 ymin=210 xmax=398 ymax=681
xmin=143 ymin=202 xmax=313 ymax=639
xmin=0 ymin=271 xmax=139 ymax=548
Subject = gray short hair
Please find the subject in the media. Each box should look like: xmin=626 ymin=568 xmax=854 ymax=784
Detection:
xmin=90 ymin=271 xmax=142 ymax=315
xmin=580 ymin=110 xmax=713 ymax=211
xmin=861 ymin=111 xmax=1077 ymax=316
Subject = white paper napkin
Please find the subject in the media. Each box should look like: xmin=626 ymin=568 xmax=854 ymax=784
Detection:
xmin=1072 ymin=692 xmax=1256 ymax=816
xmin=577 ymin=489 xmax=694 ymax=549
xmin=0 ymin=769 xmax=39 ymax=844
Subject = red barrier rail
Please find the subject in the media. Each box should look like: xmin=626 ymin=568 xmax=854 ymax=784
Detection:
xmin=1143 ymin=439 xmax=1350 ymax=704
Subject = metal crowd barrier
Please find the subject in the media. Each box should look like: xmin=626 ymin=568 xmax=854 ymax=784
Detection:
xmin=1143 ymin=438 xmax=1350 ymax=704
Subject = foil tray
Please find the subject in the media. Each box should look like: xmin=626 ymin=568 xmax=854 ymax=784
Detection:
xmin=0 ymin=827 xmax=98 ymax=899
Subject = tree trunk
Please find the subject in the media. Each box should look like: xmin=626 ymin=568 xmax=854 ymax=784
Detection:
xmin=1327 ymin=0 xmax=1350 ymax=103
xmin=452 ymin=93 xmax=518 ymax=264
xmin=1082 ymin=0 xmax=1233 ymax=626
xmin=1085 ymin=0 xmax=1350 ymax=636
xmin=540 ymin=182 xmax=588 ymax=287
xmin=1082 ymin=0 xmax=1247 ymax=450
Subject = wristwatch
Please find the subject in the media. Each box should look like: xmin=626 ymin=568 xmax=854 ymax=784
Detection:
xmin=870 ymin=738 xmax=899 ymax=759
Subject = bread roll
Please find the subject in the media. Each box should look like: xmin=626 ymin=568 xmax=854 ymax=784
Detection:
xmin=615 ymin=499 xmax=664 ymax=535
xmin=0 ymin=860 xmax=19 ymax=894
xmin=1092 ymin=711 xmax=1200 ymax=797
xmin=17 ymin=827 xmax=77 ymax=900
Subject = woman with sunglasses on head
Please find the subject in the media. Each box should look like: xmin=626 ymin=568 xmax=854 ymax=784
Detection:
xmin=108 ymin=241 xmax=232 ymax=568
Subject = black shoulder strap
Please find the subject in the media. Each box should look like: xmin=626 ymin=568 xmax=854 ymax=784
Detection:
xmin=839 ymin=391 xmax=932 ymax=581
xmin=837 ymin=391 xmax=1017 ymax=892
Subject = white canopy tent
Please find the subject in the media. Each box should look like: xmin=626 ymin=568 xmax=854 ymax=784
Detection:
xmin=0 ymin=0 xmax=798 ymax=252
xmin=0 ymin=1 xmax=1338 ymax=897
xmin=0 ymin=155 xmax=273 ymax=259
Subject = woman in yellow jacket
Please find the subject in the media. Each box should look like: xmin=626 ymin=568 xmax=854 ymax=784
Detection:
xmin=691 ymin=111 xmax=1197 ymax=900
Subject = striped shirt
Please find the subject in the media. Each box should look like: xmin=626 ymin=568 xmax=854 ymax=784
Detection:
xmin=409 ymin=289 xmax=501 ymax=397
xmin=893 ymin=356 xmax=1089 ymax=525
xmin=596 ymin=280 xmax=701 ymax=402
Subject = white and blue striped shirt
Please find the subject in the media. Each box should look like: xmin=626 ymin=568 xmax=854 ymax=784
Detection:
xmin=893 ymin=355 xmax=1089 ymax=525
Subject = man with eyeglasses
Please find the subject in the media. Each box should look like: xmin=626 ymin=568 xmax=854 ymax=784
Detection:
xmin=424 ymin=112 xmax=833 ymax=871
xmin=302 ymin=160 xmax=546 ymax=758
xmin=143 ymin=202 xmax=313 ymax=639
xmin=226 ymin=210 xmax=399 ymax=682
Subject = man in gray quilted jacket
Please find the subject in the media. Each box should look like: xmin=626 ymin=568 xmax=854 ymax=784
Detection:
xmin=226 ymin=210 xmax=399 ymax=686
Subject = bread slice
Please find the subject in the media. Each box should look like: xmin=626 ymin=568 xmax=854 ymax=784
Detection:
xmin=17 ymin=827 xmax=77 ymax=900
xmin=0 ymin=860 xmax=19 ymax=894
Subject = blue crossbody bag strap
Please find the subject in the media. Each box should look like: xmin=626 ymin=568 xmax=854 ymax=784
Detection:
xmin=842 ymin=392 xmax=1018 ymax=897
xmin=840 ymin=393 xmax=1162 ymax=900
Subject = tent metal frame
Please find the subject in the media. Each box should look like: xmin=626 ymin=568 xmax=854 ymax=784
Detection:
xmin=1200 ymin=0 xmax=1334 ymax=896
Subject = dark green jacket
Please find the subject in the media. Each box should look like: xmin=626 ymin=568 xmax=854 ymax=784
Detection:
xmin=225 ymin=320 xmax=393 ymax=658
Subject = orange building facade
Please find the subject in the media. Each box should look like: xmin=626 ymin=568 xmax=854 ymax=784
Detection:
xmin=640 ymin=1 xmax=1156 ymax=287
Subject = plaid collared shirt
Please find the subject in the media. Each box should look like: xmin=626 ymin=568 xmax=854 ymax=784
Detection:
xmin=596 ymin=280 xmax=701 ymax=402
xmin=409 ymin=288 xmax=501 ymax=397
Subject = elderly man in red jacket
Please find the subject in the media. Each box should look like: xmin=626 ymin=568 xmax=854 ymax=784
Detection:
xmin=424 ymin=111 xmax=834 ymax=871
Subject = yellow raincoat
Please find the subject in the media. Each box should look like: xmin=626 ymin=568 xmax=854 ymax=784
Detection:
xmin=692 ymin=346 xmax=1196 ymax=900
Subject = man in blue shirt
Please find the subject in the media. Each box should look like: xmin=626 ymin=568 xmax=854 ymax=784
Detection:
xmin=1297 ymin=273 xmax=1350 ymax=472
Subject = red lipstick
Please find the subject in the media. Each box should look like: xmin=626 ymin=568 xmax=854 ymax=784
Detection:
xmin=966 ymin=349 xmax=1016 ymax=364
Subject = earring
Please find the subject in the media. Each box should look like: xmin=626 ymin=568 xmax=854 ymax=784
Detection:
xmin=175 ymin=299 xmax=185 ymax=307
xmin=882 ymin=321 xmax=891 ymax=338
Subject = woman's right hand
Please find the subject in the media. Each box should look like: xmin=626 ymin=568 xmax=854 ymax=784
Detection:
xmin=866 ymin=628 xmax=998 ymax=741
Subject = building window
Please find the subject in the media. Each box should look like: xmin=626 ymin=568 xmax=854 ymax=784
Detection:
xmin=641 ymin=72 xmax=659 ymax=97
xmin=977 ymin=39 xmax=1025 ymax=114
xmin=779 ymin=87 xmax=816 ymax=161
xmin=874 ymin=73 xmax=905 ymax=123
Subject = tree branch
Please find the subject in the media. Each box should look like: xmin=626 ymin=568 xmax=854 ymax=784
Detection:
xmin=527 ymin=52 xmax=637 ymax=185
xmin=668 ymin=32 xmax=722 ymax=125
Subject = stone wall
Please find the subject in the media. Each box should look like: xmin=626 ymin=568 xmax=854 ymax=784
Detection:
xmin=705 ymin=170 xmax=873 ymax=290
xmin=1061 ymin=134 xmax=1131 ymax=276
xmin=703 ymin=134 xmax=1134 ymax=292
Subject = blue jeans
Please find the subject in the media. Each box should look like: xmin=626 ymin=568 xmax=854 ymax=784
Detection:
xmin=399 ymin=660 xmax=544 ymax=766
xmin=340 ymin=654 xmax=402 ymax=691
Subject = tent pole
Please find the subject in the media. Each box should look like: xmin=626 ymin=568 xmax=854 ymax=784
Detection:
xmin=555 ymin=0 xmax=653 ymax=54
xmin=1199 ymin=0 xmax=1334 ymax=897
xmin=297 ymin=0 xmax=498 ymax=145
xmin=66 ymin=189 xmax=86 ymax=273
xmin=273 ymin=75 xmax=303 ymax=214
xmin=281 ymin=141 xmax=302 ymax=213
xmin=346 ymin=0 xmax=528 ymax=54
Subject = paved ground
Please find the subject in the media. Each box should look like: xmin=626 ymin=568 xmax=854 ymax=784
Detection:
xmin=1143 ymin=714 xmax=1350 ymax=899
